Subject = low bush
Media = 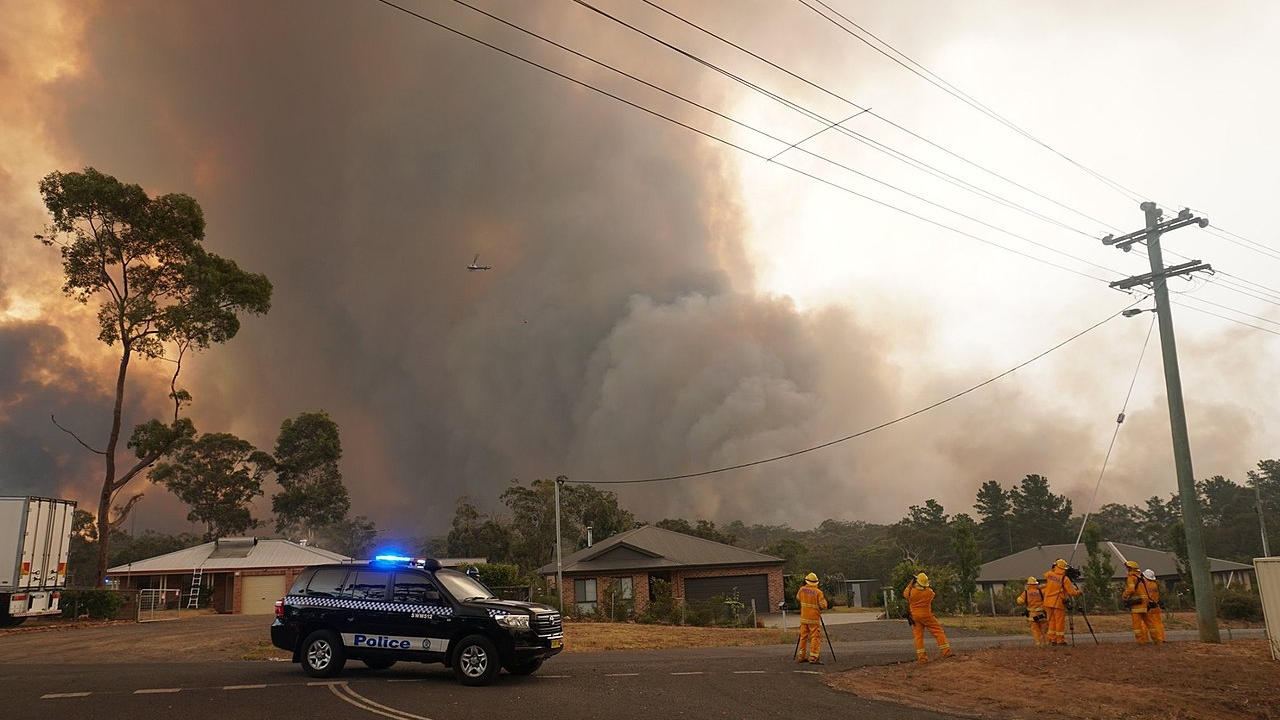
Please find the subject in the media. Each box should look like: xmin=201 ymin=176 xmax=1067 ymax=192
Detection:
xmin=60 ymin=589 xmax=125 ymax=620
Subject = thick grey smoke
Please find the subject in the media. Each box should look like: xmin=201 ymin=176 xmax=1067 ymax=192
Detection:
xmin=0 ymin=1 xmax=1272 ymax=540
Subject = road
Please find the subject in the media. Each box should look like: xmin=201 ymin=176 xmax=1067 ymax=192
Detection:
xmin=4 ymin=644 xmax=971 ymax=720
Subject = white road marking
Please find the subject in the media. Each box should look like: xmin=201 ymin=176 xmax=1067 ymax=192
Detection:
xmin=670 ymin=671 xmax=704 ymax=675
xmin=42 ymin=692 xmax=91 ymax=699
xmin=134 ymin=688 xmax=181 ymax=694
xmin=223 ymin=684 xmax=267 ymax=690
xmin=604 ymin=673 xmax=640 ymax=677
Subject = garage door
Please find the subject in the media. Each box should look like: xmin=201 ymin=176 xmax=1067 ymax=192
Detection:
xmin=240 ymin=574 xmax=286 ymax=615
xmin=684 ymin=574 xmax=769 ymax=614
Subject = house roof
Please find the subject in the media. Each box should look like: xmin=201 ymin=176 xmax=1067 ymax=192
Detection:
xmin=108 ymin=537 xmax=351 ymax=574
xmin=536 ymin=525 xmax=782 ymax=575
xmin=977 ymin=542 xmax=1254 ymax=584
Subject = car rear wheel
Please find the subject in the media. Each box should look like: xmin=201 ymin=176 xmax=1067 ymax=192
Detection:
xmin=452 ymin=635 xmax=501 ymax=686
xmin=301 ymin=630 xmax=346 ymax=678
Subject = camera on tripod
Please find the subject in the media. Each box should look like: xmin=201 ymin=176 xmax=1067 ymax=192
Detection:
xmin=1064 ymin=566 xmax=1082 ymax=582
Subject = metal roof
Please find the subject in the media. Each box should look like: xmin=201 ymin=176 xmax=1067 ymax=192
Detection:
xmin=107 ymin=538 xmax=351 ymax=574
xmin=977 ymin=541 xmax=1254 ymax=584
xmin=537 ymin=525 xmax=782 ymax=575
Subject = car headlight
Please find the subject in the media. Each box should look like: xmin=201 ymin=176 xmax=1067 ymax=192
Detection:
xmin=496 ymin=613 xmax=530 ymax=629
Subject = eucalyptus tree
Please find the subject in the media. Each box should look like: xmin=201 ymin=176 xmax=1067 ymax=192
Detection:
xmin=37 ymin=167 xmax=272 ymax=582
xmin=149 ymin=432 xmax=272 ymax=540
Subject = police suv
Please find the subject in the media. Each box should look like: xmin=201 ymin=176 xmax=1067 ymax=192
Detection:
xmin=270 ymin=556 xmax=563 ymax=685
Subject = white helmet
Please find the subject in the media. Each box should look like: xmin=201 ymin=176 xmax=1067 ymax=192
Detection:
xmin=1142 ymin=569 xmax=1156 ymax=581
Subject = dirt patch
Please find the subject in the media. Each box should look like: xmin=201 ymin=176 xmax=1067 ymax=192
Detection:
xmin=828 ymin=640 xmax=1280 ymax=720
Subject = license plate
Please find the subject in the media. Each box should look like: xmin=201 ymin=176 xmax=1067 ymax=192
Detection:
xmin=551 ymin=638 xmax=563 ymax=649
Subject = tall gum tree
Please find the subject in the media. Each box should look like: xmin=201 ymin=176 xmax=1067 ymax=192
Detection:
xmin=37 ymin=167 xmax=272 ymax=583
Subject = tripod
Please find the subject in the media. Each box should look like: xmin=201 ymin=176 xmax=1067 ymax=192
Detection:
xmin=1067 ymin=601 xmax=1099 ymax=645
xmin=791 ymin=616 xmax=837 ymax=662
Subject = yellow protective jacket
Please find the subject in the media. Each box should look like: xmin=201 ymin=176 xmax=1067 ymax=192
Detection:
xmin=797 ymin=584 xmax=827 ymax=624
xmin=903 ymin=581 xmax=936 ymax=619
xmin=1041 ymin=567 xmax=1080 ymax=610
xmin=1122 ymin=569 xmax=1150 ymax=613
xmin=1017 ymin=586 xmax=1046 ymax=613
xmin=1144 ymin=577 xmax=1161 ymax=608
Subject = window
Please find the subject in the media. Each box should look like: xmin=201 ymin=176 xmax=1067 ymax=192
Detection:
xmin=615 ymin=576 xmax=633 ymax=600
xmin=343 ymin=570 xmax=390 ymax=601
xmin=574 ymin=578 xmax=597 ymax=613
xmin=302 ymin=567 xmax=348 ymax=597
xmin=393 ymin=572 xmax=442 ymax=604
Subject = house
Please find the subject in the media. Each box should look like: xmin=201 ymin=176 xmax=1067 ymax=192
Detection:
xmin=107 ymin=537 xmax=351 ymax=615
xmin=537 ymin=525 xmax=785 ymax=617
xmin=977 ymin=541 xmax=1256 ymax=596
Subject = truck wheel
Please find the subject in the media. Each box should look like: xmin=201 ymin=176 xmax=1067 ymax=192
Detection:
xmin=504 ymin=659 xmax=543 ymax=676
xmin=301 ymin=630 xmax=346 ymax=678
xmin=362 ymin=658 xmax=396 ymax=670
xmin=452 ymin=635 xmax=501 ymax=686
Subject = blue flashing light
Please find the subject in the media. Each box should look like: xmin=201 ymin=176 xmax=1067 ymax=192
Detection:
xmin=373 ymin=554 xmax=414 ymax=564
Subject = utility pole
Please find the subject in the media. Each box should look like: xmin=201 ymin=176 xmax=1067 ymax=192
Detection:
xmin=555 ymin=475 xmax=566 ymax=612
xmin=1103 ymin=202 xmax=1220 ymax=643
xmin=1257 ymin=484 xmax=1271 ymax=558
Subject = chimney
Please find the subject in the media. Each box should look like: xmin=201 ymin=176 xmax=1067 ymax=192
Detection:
xmin=587 ymin=526 xmax=593 ymax=548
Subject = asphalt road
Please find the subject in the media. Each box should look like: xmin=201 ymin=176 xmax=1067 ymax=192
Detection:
xmin=4 ymin=644 xmax=973 ymax=720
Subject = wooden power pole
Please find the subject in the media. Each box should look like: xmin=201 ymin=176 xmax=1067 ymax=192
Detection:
xmin=1103 ymin=202 xmax=1220 ymax=643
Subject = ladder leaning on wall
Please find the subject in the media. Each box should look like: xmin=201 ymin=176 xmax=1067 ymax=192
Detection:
xmin=187 ymin=565 xmax=203 ymax=609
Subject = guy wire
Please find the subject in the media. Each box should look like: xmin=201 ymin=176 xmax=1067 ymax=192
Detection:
xmin=1067 ymin=311 xmax=1158 ymax=566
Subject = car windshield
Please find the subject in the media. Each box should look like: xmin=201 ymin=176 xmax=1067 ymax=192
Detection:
xmin=436 ymin=568 xmax=496 ymax=601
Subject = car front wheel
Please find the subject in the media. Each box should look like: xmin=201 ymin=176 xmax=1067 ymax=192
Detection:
xmin=452 ymin=635 xmax=501 ymax=686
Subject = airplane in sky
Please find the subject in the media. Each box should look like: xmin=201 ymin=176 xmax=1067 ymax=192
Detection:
xmin=467 ymin=254 xmax=492 ymax=271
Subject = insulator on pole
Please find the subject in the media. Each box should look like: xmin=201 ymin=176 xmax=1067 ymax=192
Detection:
xmin=1116 ymin=412 xmax=1126 ymax=424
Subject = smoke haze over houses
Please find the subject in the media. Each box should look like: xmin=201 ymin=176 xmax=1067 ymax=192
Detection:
xmin=2 ymin=1 xmax=1277 ymax=541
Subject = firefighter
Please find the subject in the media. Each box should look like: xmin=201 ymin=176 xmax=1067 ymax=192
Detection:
xmin=795 ymin=572 xmax=828 ymax=664
xmin=1016 ymin=576 xmax=1048 ymax=648
xmin=1042 ymin=559 xmax=1081 ymax=646
xmin=1121 ymin=559 xmax=1156 ymax=644
xmin=904 ymin=572 xmax=953 ymax=663
xmin=1142 ymin=568 xmax=1166 ymax=644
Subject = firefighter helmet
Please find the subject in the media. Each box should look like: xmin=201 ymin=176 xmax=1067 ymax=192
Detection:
xmin=915 ymin=573 xmax=930 ymax=588
xmin=804 ymin=572 xmax=819 ymax=585
xmin=1027 ymin=576 xmax=1039 ymax=585
xmin=1125 ymin=560 xmax=1140 ymax=569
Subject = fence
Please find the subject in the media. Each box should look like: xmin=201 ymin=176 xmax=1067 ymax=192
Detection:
xmin=137 ymin=588 xmax=183 ymax=623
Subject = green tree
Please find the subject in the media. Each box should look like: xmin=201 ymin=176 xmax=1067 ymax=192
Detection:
xmin=1081 ymin=522 xmax=1116 ymax=612
xmin=1197 ymin=475 xmax=1261 ymax=562
xmin=951 ymin=514 xmax=981 ymax=613
xmin=36 ymin=167 xmax=272 ymax=583
xmin=654 ymin=518 xmax=738 ymax=546
xmin=446 ymin=496 xmax=515 ymax=563
xmin=496 ymin=478 xmax=635 ymax=573
xmin=888 ymin=499 xmax=952 ymax=565
xmin=1009 ymin=474 xmax=1073 ymax=549
xmin=1138 ymin=494 xmax=1180 ymax=549
xmin=1086 ymin=503 xmax=1144 ymax=545
xmin=314 ymin=516 xmax=379 ymax=559
xmin=270 ymin=411 xmax=350 ymax=539
xmin=149 ymin=432 xmax=272 ymax=540
xmin=973 ymin=480 xmax=1013 ymax=560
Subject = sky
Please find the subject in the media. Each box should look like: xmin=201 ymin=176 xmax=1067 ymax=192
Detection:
xmin=1 ymin=0 xmax=1277 ymax=542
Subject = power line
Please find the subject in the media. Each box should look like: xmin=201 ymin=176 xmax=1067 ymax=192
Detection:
xmin=570 ymin=304 xmax=1131 ymax=485
xmin=379 ymin=0 xmax=1120 ymax=284
xmin=635 ymin=0 xmax=1120 ymax=234
xmin=1171 ymin=299 xmax=1280 ymax=337
xmin=796 ymin=0 xmax=1149 ymax=206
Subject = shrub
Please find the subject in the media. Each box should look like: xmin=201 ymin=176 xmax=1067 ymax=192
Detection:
xmin=60 ymin=589 xmax=125 ymax=620
xmin=1215 ymin=586 xmax=1263 ymax=622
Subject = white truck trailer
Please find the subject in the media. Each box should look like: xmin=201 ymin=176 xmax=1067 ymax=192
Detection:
xmin=1 ymin=496 xmax=76 ymax=627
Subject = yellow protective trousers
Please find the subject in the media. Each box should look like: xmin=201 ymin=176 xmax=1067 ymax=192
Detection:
xmin=1148 ymin=607 xmax=1166 ymax=643
xmin=1129 ymin=609 xmax=1157 ymax=643
xmin=911 ymin=614 xmax=952 ymax=661
xmin=797 ymin=620 xmax=823 ymax=661
xmin=1046 ymin=607 xmax=1068 ymax=645
xmin=1028 ymin=616 xmax=1048 ymax=647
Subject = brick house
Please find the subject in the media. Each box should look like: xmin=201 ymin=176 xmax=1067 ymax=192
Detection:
xmin=107 ymin=537 xmax=350 ymax=615
xmin=537 ymin=525 xmax=785 ymax=617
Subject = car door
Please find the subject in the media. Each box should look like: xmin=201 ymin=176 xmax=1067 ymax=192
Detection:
xmin=391 ymin=570 xmax=454 ymax=659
